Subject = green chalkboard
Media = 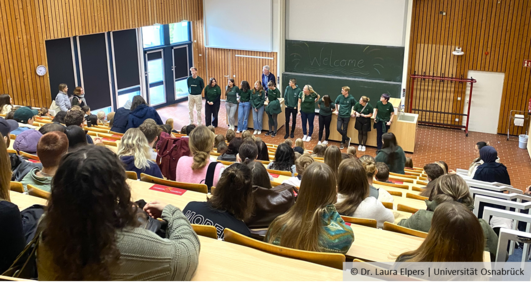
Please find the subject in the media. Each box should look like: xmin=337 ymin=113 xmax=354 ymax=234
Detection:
xmin=281 ymin=73 xmax=401 ymax=108
xmin=286 ymin=40 xmax=404 ymax=82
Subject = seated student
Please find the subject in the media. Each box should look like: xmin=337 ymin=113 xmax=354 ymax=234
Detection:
xmin=294 ymin=138 xmax=305 ymax=152
xmin=52 ymin=111 xmax=67 ymax=124
xmin=39 ymin=123 xmax=65 ymax=135
xmin=473 ymin=146 xmax=510 ymax=185
xmin=65 ymin=125 xmax=88 ymax=152
xmin=107 ymin=112 xmax=115 ymax=127
xmin=375 ymin=162 xmax=393 ymax=183
xmin=185 ymin=124 xmax=196 ymax=136
xmin=436 ymin=160 xmax=450 ymax=174
xmin=282 ymin=154 xmax=314 ymax=188
xmin=217 ymin=137 xmax=243 ymax=162
xmin=266 ymin=163 xmax=354 ymax=254
xmin=359 ymin=155 xmax=394 ymax=203
xmin=341 ymin=153 xmax=350 ymax=160
xmin=267 ymin=143 xmax=296 ymax=175
xmin=180 ymin=125 xmax=188 ymax=135
xmin=183 ymin=163 xmax=253 ymax=239
xmin=21 ymin=131 xmax=68 ymax=192
xmin=5 ymin=110 xmax=15 ymax=120
xmin=12 ymin=107 xmax=39 ymax=135
xmin=311 ymin=144 xmax=326 ymax=158
xmin=293 ymin=146 xmax=304 ymax=155
xmin=405 ymin=157 xmax=414 ymax=170
xmin=245 ymin=160 xmax=272 ymax=189
xmin=165 ymin=118 xmax=178 ymax=133
xmin=419 ymin=163 xmax=445 ymax=198
xmin=13 ymin=129 xmax=42 ymax=155
xmin=139 ymin=119 xmax=161 ymax=160
xmin=241 ymin=130 xmax=254 ymax=141
xmin=468 ymin=141 xmax=499 ymax=176
xmin=226 ymin=129 xmax=235 ymax=144
xmin=0 ymin=94 xmax=13 ymax=115
xmin=110 ymin=100 xmax=131 ymax=133
xmin=217 ymin=141 xmax=228 ymax=155
xmin=324 ymin=145 xmax=341 ymax=177
xmin=118 ymin=128 xmax=163 ymax=179
xmin=214 ymin=134 xmax=225 ymax=150
xmin=97 ymin=111 xmax=106 ymax=125
xmin=176 ymin=125 xmax=224 ymax=187
xmin=336 ymin=159 xmax=394 ymax=228
xmin=347 ymin=146 xmax=357 ymax=159
xmin=81 ymin=105 xmax=98 ymax=127
xmin=37 ymin=146 xmax=200 ymax=280
xmin=64 ymin=109 xmax=94 ymax=144
xmin=38 ymin=107 xmax=52 ymax=118
xmin=237 ymin=138 xmax=259 ymax=163
xmin=283 ymin=139 xmax=293 ymax=148
xmin=396 ymin=201 xmax=485 ymax=263
xmin=0 ymin=133 xmax=26 ymax=274
xmin=126 ymin=96 xmax=163 ymax=131
xmin=2 ymin=118 xmax=43 ymax=181
xmin=207 ymin=125 xmax=216 ymax=134
xmin=397 ymin=174 xmax=498 ymax=260
xmin=375 ymin=132 xmax=406 ymax=174
xmin=255 ymin=137 xmax=270 ymax=161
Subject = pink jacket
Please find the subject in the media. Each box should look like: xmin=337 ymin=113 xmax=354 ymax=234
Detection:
xmin=175 ymin=156 xmax=224 ymax=187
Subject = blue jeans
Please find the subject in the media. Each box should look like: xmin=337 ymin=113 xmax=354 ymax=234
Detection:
xmin=253 ymin=106 xmax=264 ymax=131
xmin=237 ymin=102 xmax=251 ymax=132
xmin=301 ymin=111 xmax=315 ymax=136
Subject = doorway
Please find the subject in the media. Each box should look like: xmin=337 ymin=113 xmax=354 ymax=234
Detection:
xmin=464 ymin=71 xmax=505 ymax=134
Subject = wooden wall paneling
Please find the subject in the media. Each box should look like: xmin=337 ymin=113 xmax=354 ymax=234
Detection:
xmin=6 ymin=0 xmax=23 ymax=105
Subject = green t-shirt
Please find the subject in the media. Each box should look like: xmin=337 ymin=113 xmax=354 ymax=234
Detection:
xmin=354 ymin=102 xmax=374 ymax=116
xmin=251 ymin=89 xmax=265 ymax=109
xmin=21 ymin=168 xmax=52 ymax=193
xmin=334 ymin=94 xmax=356 ymax=118
xmin=376 ymin=101 xmax=395 ymax=121
xmin=284 ymin=86 xmax=301 ymax=108
xmin=187 ymin=76 xmax=204 ymax=95
xmin=317 ymin=97 xmax=335 ymax=116
xmin=239 ymin=89 xmax=251 ymax=102
xmin=204 ymin=85 xmax=222 ymax=102
xmin=226 ymin=86 xmax=239 ymax=104
xmin=299 ymin=92 xmax=318 ymax=114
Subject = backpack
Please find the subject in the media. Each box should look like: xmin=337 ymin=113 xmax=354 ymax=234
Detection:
xmin=156 ymin=134 xmax=191 ymax=181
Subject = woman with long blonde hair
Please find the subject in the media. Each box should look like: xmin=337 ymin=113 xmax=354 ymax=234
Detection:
xmin=250 ymin=80 xmax=265 ymax=135
xmin=175 ymin=125 xmax=225 ymax=190
xmin=298 ymin=85 xmax=320 ymax=142
xmin=324 ymin=145 xmax=342 ymax=177
xmin=396 ymin=201 xmax=485 ymax=262
xmin=266 ymin=162 xmax=354 ymax=253
xmin=118 ymin=128 xmax=163 ymax=179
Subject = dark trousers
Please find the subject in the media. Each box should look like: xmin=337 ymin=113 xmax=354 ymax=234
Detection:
xmin=318 ymin=114 xmax=332 ymax=141
xmin=375 ymin=121 xmax=389 ymax=150
xmin=285 ymin=107 xmax=297 ymax=135
xmin=301 ymin=112 xmax=315 ymax=136
xmin=267 ymin=113 xmax=278 ymax=133
xmin=205 ymin=100 xmax=220 ymax=127
xmin=337 ymin=116 xmax=350 ymax=143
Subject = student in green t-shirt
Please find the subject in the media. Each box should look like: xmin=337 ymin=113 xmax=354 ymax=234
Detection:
xmin=354 ymin=96 xmax=374 ymax=152
xmin=283 ymin=78 xmax=301 ymax=139
xmin=237 ymin=80 xmax=252 ymax=133
xmin=187 ymin=67 xmax=205 ymax=125
xmin=373 ymin=93 xmax=395 ymax=150
xmin=251 ymin=81 xmax=266 ymax=135
xmin=225 ymin=79 xmax=240 ymax=131
xmin=334 ymin=86 xmax=356 ymax=149
xmin=203 ymin=78 xmax=222 ymax=127
xmin=298 ymin=85 xmax=320 ymax=142
xmin=317 ymin=95 xmax=335 ymax=145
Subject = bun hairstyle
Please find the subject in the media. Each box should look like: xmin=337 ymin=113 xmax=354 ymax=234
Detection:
xmin=361 ymin=96 xmax=370 ymax=103
xmin=295 ymin=154 xmax=314 ymax=177
xmin=359 ymin=155 xmax=376 ymax=178
xmin=189 ymin=125 xmax=215 ymax=170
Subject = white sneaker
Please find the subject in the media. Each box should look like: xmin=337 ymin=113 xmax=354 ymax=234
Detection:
xmin=318 ymin=141 xmax=322 ymax=145
xmin=258 ymin=131 xmax=261 ymax=135
xmin=306 ymin=136 xmax=312 ymax=142
xmin=362 ymin=146 xmax=366 ymax=151
xmin=358 ymin=145 xmax=362 ymax=151
xmin=303 ymin=135 xmax=307 ymax=141
xmin=236 ymin=130 xmax=240 ymax=134
xmin=253 ymin=130 xmax=258 ymax=135
xmin=323 ymin=140 xmax=328 ymax=145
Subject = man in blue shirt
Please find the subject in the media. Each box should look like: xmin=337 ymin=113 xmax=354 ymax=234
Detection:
xmin=261 ymin=65 xmax=276 ymax=92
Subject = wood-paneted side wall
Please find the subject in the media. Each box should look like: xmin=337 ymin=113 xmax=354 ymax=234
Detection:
xmin=407 ymin=0 xmax=531 ymax=135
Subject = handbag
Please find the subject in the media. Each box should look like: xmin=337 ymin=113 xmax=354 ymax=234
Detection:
xmin=245 ymin=183 xmax=298 ymax=229
xmin=2 ymin=220 xmax=44 ymax=279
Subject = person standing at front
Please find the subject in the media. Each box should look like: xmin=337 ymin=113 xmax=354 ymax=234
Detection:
xmin=373 ymin=93 xmax=395 ymax=150
xmin=317 ymin=95 xmax=335 ymax=145
xmin=225 ymin=79 xmax=239 ymax=131
xmin=298 ymin=85 xmax=320 ymax=142
xmin=237 ymin=81 xmax=252 ymax=133
xmin=354 ymin=96 xmax=373 ymax=152
xmin=261 ymin=65 xmax=276 ymax=92
xmin=265 ymin=81 xmax=282 ymax=137
xmin=251 ymin=81 xmax=265 ymax=135
xmin=284 ymin=78 xmax=301 ymax=139
xmin=334 ymin=86 xmax=356 ymax=149
xmin=204 ymin=78 xmax=221 ymax=127
xmin=187 ymin=67 xmax=205 ymax=125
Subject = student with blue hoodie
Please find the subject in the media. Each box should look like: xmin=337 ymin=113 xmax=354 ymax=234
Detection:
xmin=110 ymin=100 xmax=132 ymax=133
xmin=126 ymin=96 xmax=163 ymax=131
xmin=118 ymin=128 xmax=163 ymax=179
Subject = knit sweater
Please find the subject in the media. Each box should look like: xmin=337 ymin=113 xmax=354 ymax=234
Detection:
xmin=37 ymin=205 xmax=201 ymax=280
xmin=266 ymin=204 xmax=354 ymax=254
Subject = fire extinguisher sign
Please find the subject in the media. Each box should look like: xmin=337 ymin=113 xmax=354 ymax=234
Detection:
xmin=525 ymin=60 xmax=531 ymax=67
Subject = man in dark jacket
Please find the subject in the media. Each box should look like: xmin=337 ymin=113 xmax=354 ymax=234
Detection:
xmin=261 ymin=65 xmax=276 ymax=92
xmin=111 ymin=100 xmax=132 ymax=133
xmin=126 ymin=102 xmax=163 ymax=131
